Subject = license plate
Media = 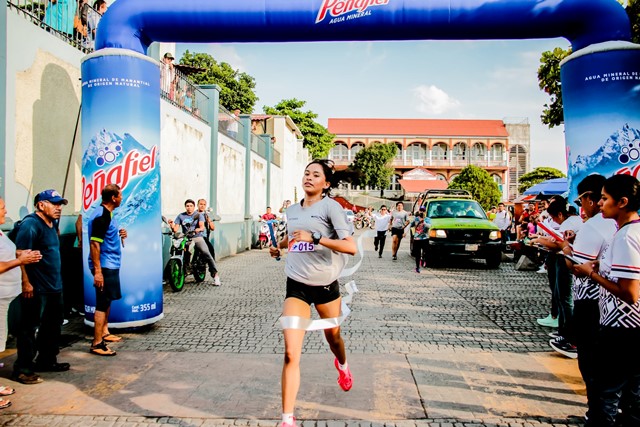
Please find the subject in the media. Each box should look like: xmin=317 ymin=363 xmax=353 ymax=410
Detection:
xmin=465 ymin=244 xmax=478 ymax=251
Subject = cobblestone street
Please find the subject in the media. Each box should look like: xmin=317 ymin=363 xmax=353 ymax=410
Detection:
xmin=0 ymin=235 xmax=586 ymax=426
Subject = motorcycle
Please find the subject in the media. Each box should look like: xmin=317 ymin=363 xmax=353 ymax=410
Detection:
xmin=162 ymin=218 xmax=208 ymax=292
xmin=258 ymin=219 xmax=285 ymax=249
xmin=354 ymin=213 xmax=372 ymax=230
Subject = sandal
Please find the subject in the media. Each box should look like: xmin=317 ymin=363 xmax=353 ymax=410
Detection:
xmin=102 ymin=334 xmax=123 ymax=343
xmin=0 ymin=398 xmax=11 ymax=409
xmin=0 ymin=386 xmax=15 ymax=396
xmin=90 ymin=341 xmax=116 ymax=356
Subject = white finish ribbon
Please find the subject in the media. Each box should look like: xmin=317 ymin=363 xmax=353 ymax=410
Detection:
xmin=279 ymin=229 xmax=374 ymax=331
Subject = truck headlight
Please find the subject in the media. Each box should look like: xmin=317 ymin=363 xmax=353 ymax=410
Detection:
xmin=429 ymin=229 xmax=447 ymax=238
xmin=489 ymin=230 xmax=500 ymax=240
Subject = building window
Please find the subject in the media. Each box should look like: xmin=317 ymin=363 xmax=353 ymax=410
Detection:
xmin=452 ymin=142 xmax=467 ymax=162
xmin=388 ymin=174 xmax=402 ymax=191
xmin=509 ymin=145 xmax=528 ymax=199
xmin=492 ymin=174 xmax=502 ymax=185
xmin=432 ymin=143 xmax=448 ymax=160
xmin=470 ymin=143 xmax=486 ymax=163
xmin=329 ymin=143 xmax=349 ymax=161
xmin=407 ymin=143 xmax=426 ymax=160
xmin=351 ymin=142 xmax=365 ymax=160
xmin=490 ymin=143 xmax=504 ymax=162
xmin=394 ymin=142 xmax=403 ymax=160
xmin=436 ymin=173 xmax=447 ymax=181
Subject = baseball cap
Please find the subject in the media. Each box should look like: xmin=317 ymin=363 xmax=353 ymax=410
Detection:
xmin=163 ymin=52 xmax=174 ymax=60
xmin=34 ymin=189 xmax=68 ymax=205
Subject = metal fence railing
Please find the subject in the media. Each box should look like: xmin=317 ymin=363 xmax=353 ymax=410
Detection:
xmin=218 ymin=107 xmax=244 ymax=144
xmin=160 ymin=64 xmax=209 ymax=123
xmin=8 ymin=0 xmax=102 ymax=54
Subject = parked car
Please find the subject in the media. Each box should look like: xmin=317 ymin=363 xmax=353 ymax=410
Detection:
xmin=410 ymin=189 xmax=502 ymax=268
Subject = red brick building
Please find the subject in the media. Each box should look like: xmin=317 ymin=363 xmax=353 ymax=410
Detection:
xmin=327 ymin=118 xmax=529 ymax=200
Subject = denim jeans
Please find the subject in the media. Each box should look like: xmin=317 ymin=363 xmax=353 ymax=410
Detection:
xmin=554 ymin=256 xmax=573 ymax=341
xmin=192 ymin=236 xmax=217 ymax=275
xmin=8 ymin=292 xmax=64 ymax=374
xmin=545 ymin=253 xmax=559 ymax=319
xmin=587 ymin=327 xmax=640 ymax=426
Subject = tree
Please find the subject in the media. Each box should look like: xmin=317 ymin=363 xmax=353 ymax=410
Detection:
xmin=537 ymin=47 xmax=571 ymax=128
xmin=448 ymin=166 xmax=502 ymax=209
xmin=517 ymin=167 xmax=565 ymax=194
xmin=179 ymin=50 xmax=258 ymax=113
xmin=349 ymin=143 xmax=398 ymax=192
xmin=263 ymin=99 xmax=335 ymax=159
xmin=537 ymin=1 xmax=639 ymax=128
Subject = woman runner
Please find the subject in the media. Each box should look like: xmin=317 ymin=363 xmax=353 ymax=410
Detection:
xmin=269 ymin=159 xmax=357 ymax=427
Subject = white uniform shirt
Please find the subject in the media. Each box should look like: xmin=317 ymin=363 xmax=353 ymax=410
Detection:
xmin=599 ymin=221 xmax=640 ymax=327
xmin=572 ymin=213 xmax=617 ymax=301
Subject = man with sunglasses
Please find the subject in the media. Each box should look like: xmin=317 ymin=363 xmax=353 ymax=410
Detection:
xmin=11 ymin=190 xmax=70 ymax=384
xmin=372 ymin=205 xmax=391 ymax=258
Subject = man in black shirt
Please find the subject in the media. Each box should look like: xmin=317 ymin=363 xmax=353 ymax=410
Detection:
xmin=10 ymin=190 xmax=70 ymax=384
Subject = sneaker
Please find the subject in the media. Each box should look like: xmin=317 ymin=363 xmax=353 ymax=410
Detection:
xmin=279 ymin=417 xmax=297 ymax=427
xmin=550 ymin=337 xmax=578 ymax=359
xmin=415 ymin=268 xmax=420 ymax=273
xmin=62 ymin=319 xmax=69 ymax=326
xmin=536 ymin=265 xmax=547 ymax=274
xmin=334 ymin=358 xmax=353 ymax=391
xmin=213 ymin=275 xmax=221 ymax=286
xmin=392 ymin=255 xmax=397 ymax=261
xmin=536 ymin=314 xmax=559 ymax=328
xmin=548 ymin=331 xmax=559 ymax=339
xmin=374 ymin=245 xmax=378 ymax=251
xmin=378 ymin=254 xmax=382 ymax=258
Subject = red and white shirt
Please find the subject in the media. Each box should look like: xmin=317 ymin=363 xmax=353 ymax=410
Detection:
xmin=599 ymin=221 xmax=640 ymax=327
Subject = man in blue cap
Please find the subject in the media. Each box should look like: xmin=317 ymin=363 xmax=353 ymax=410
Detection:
xmin=10 ymin=189 xmax=70 ymax=384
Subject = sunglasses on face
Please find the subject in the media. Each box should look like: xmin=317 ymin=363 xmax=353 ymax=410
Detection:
xmin=573 ymin=191 xmax=593 ymax=207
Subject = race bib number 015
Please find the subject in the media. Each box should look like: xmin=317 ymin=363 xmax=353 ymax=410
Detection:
xmin=289 ymin=239 xmax=315 ymax=252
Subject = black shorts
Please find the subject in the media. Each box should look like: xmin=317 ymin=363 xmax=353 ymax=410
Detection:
xmin=93 ymin=268 xmax=122 ymax=312
xmin=391 ymin=227 xmax=405 ymax=237
xmin=285 ymin=277 xmax=340 ymax=306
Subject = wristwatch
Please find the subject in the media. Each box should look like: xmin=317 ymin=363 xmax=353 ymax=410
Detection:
xmin=312 ymin=232 xmax=322 ymax=245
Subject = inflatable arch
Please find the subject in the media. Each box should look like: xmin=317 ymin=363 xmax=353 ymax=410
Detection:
xmin=81 ymin=0 xmax=639 ymax=326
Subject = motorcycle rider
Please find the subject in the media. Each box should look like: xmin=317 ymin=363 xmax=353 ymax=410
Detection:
xmin=168 ymin=199 xmax=221 ymax=286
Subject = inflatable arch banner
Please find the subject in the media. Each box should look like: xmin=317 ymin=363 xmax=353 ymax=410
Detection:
xmin=82 ymin=0 xmax=637 ymax=326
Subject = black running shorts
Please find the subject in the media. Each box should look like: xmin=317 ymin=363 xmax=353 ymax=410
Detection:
xmin=285 ymin=277 xmax=340 ymax=306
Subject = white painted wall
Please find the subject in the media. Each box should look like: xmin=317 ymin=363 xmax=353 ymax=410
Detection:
xmin=160 ymin=102 xmax=211 ymax=215
xmin=216 ymin=135 xmax=246 ymax=223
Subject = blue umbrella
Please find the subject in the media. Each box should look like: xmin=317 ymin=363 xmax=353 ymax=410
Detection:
xmin=523 ymin=177 xmax=568 ymax=196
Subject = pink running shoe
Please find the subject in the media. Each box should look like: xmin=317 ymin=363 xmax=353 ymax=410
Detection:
xmin=334 ymin=358 xmax=353 ymax=391
xmin=279 ymin=417 xmax=297 ymax=427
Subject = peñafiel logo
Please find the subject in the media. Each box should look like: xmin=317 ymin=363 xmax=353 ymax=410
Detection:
xmin=82 ymin=146 xmax=158 ymax=210
xmin=316 ymin=0 xmax=389 ymax=24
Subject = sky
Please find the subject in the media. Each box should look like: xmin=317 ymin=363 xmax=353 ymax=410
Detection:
xmin=176 ymin=38 xmax=570 ymax=173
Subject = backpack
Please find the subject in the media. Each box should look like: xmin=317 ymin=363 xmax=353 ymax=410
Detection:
xmin=7 ymin=213 xmax=37 ymax=243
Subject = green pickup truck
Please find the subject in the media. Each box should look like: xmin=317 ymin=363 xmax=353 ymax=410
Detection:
xmin=411 ymin=189 xmax=502 ymax=268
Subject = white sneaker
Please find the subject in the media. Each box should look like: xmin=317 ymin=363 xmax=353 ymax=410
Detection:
xmin=536 ymin=265 xmax=547 ymax=274
xmin=213 ymin=275 xmax=221 ymax=286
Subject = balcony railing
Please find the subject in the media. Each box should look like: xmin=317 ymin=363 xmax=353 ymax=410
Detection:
xmin=8 ymin=0 xmax=100 ymax=54
xmin=333 ymin=157 xmax=508 ymax=168
xmin=161 ymin=65 xmax=209 ymax=124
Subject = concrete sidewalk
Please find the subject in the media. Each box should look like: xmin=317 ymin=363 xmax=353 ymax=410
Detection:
xmin=0 ymin=236 xmax=586 ymax=426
